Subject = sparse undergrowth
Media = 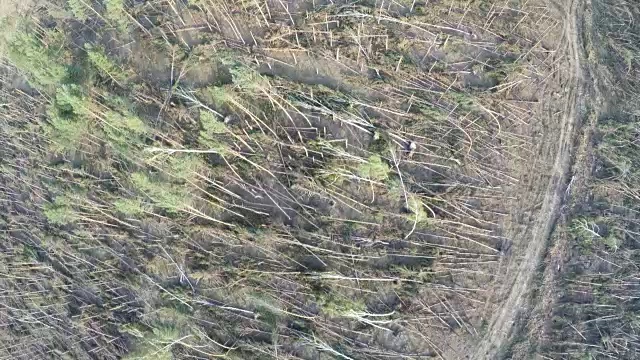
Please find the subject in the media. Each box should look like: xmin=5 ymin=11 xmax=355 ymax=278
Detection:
xmin=0 ymin=0 xmax=561 ymax=359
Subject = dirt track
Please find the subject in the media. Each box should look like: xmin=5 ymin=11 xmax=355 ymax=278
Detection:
xmin=470 ymin=0 xmax=585 ymax=358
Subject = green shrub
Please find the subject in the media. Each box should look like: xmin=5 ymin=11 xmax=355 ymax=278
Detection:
xmin=45 ymin=84 xmax=93 ymax=151
xmin=44 ymin=197 xmax=77 ymax=225
xmin=104 ymin=0 xmax=130 ymax=32
xmin=570 ymin=217 xmax=600 ymax=248
xmin=4 ymin=26 xmax=68 ymax=88
xmin=105 ymin=111 xmax=147 ymax=135
xmin=318 ymin=293 xmax=366 ymax=317
xmin=122 ymin=324 xmax=180 ymax=360
xmin=67 ymin=0 xmax=88 ymax=21
xmin=85 ymin=44 xmax=127 ymax=84
xmin=55 ymin=84 xmax=91 ymax=116
xmin=408 ymin=194 xmax=428 ymax=223
xmin=357 ymin=155 xmax=390 ymax=181
xmin=200 ymin=109 xmax=227 ymax=135
xmin=165 ymin=155 xmax=207 ymax=180
xmin=47 ymin=113 xmax=90 ymax=152
xmin=131 ymin=173 xmax=187 ymax=213
xmin=114 ymin=198 xmax=146 ymax=216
